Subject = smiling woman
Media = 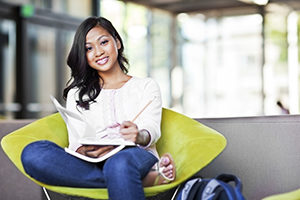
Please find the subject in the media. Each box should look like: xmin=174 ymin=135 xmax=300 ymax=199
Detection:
xmin=20 ymin=16 xmax=176 ymax=200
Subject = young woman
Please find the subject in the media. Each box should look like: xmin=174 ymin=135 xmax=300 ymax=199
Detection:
xmin=21 ymin=16 xmax=175 ymax=200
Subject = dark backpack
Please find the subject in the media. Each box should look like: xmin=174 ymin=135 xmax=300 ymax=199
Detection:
xmin=173 ymin=174 xmax=246 ymax=200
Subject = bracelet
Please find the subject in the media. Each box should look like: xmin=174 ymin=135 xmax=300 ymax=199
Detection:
xmin=136 ymin=129 xmax=150 ymax=146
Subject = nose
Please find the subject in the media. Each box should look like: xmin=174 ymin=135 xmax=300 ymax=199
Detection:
xmin=95 ymin=45 xmax=103 ymax=57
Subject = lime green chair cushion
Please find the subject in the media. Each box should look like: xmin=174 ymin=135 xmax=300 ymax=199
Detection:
xmin=262 ymin=189 xmax=300 ymax=200
xmin=1 ymin=108 xmax=226 ymax=199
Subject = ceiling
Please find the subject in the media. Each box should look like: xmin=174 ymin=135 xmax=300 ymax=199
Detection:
xmin=121 ymin=0 xmax=300 ymax=14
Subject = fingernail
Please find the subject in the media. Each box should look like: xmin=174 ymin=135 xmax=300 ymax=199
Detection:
xmin=162 ymin=157 xmax=169 ymax=164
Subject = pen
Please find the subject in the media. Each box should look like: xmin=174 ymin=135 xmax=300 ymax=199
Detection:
xmin=97 ymin=97 xmax=156 ymax=138
xmin=131 ymin=96 xmax=156 ymax=122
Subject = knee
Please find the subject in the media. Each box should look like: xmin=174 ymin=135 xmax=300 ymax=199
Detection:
xmin=103 ymin=151 xmax=137 ymax=178
xmin=21 ymin=140 xmax=54 ymax=174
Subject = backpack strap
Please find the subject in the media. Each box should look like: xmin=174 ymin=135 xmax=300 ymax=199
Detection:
xmin=216 ymin=174 xmax=243 ymax=192
xmin=201 ymin=179 xmax=221 ymax=200
xmin=180 ymin=178 xmax=201 ymax=200
xmin=216 ymin=174 xmax=245 ymax=200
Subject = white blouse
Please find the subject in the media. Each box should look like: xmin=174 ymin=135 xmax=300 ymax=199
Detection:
xmin=66 ymin=77 xmax=162 ymax=157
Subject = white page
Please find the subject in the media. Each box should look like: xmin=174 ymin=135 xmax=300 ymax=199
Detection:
xmin=50 ymin=95 xmax=97 ymax=139
xmin=50 ymin=95 xmax=135 ymax=146
xmin=64 ymin=145 xmax=126 ymax=163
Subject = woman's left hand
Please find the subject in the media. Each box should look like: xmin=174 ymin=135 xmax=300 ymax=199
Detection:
xmin=119 ymin=121 xmax=139 ymax=143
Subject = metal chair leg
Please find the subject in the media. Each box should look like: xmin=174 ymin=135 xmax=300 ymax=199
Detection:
xmin=42 ymin=187 xmax=51 ymax=200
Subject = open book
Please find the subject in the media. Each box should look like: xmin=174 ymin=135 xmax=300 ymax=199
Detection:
xmin=50 ymin=96 xmax=135 ymax=163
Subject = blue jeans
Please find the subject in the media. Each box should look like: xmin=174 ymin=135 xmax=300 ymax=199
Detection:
xmin=21 ymin=140 xmax=158 ymax=200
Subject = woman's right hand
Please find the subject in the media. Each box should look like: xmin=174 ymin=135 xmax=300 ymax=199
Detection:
xmin=76 ymin=145 xmax=115 ymax=158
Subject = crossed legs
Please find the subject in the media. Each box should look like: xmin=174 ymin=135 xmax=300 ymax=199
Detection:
xmin=21 ymin=141 xmax=176 ymax=200
xmin=21 ymin=141 xmax=159 ymax=199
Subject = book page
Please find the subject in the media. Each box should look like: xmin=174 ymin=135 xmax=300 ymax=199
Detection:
xmin=50 ymin=95 xmax=95 ymax=139
xmin=79 ymin=137 xmax=135 ymax=146
xmin=51 ymin=95 xmax=135 ymax=146
xmin=50 ymin=96 xmax=136 ymax=162
xmin=64 ymin=145 xmax=126 ymax=163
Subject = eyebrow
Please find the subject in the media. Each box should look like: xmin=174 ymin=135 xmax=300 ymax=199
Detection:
xmin=85 ymin=35 xmax=109 ymax=45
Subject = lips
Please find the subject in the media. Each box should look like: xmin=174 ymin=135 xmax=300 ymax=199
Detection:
xmin=96 ymin=57 xmax=108 ymax=65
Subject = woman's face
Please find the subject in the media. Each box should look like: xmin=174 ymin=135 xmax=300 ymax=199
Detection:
xmin=85 ymin=26 xmax=121 ymax=74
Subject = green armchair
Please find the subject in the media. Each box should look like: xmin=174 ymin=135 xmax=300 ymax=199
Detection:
xmin=1 ymin=108 xmax=226 ymax=199
xmin=262 ymin=189 xmax=300 ymax=200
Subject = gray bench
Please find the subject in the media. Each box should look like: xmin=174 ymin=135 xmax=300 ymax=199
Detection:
xmin=197 ymin=115 xmax=300 ymax=200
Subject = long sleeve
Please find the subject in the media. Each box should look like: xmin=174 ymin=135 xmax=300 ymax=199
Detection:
xmin=133 ymin=78 xmax=162 ymax=146
xmin=65 ymin=88 xmax=85 ymax=151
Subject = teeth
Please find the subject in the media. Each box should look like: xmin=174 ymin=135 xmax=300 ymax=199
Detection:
xmin=97 ymin=57 xmax=108 ymax=65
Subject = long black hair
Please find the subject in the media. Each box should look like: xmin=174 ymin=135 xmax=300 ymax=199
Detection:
xmin=63 ymin=16 xmax=128 ymax=109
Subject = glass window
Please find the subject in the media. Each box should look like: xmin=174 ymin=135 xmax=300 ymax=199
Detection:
xmin=60 ymin=29 xmax=74 ymax=95
xmin=123 ymin=3 xmax=148 ymax=78
xmin=26 ymin=24 xmax=75 ymax=118
xmin=0 ymin=19 xmax=17 ymax=119
xmin=179 ymin=14 xmax=207 ymax=117
xmin=179 ymin=14 xmax=263 ymax=117
xmin=100 ymin=0 xmax=127 ymax=34
xmin=1 ymin=0 xmax=32 ymax=5
xmin=52 ymin=0 xmax=93 ymax=18
xmin=265 ymin=12 xmax=289 ymax=115
xmin=2 ymin=0 xmax=93 ymax=18
xmin=26 ymin=24 xmax=56 ymax=117
xmin=151 ymin=9 xmax=173 ymax=108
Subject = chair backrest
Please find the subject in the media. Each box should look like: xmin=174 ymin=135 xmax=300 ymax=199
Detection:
xmin=157 ymin=108 xmax=226 ymax=184
xmin=1 ymin=113 xmax=68 ymax=174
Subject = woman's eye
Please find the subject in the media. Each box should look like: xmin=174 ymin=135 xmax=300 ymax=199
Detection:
xmin=100 ymin=40 xmax=108 ymax=45
xmin=86 ymin=46 xmax=92 ymax=51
